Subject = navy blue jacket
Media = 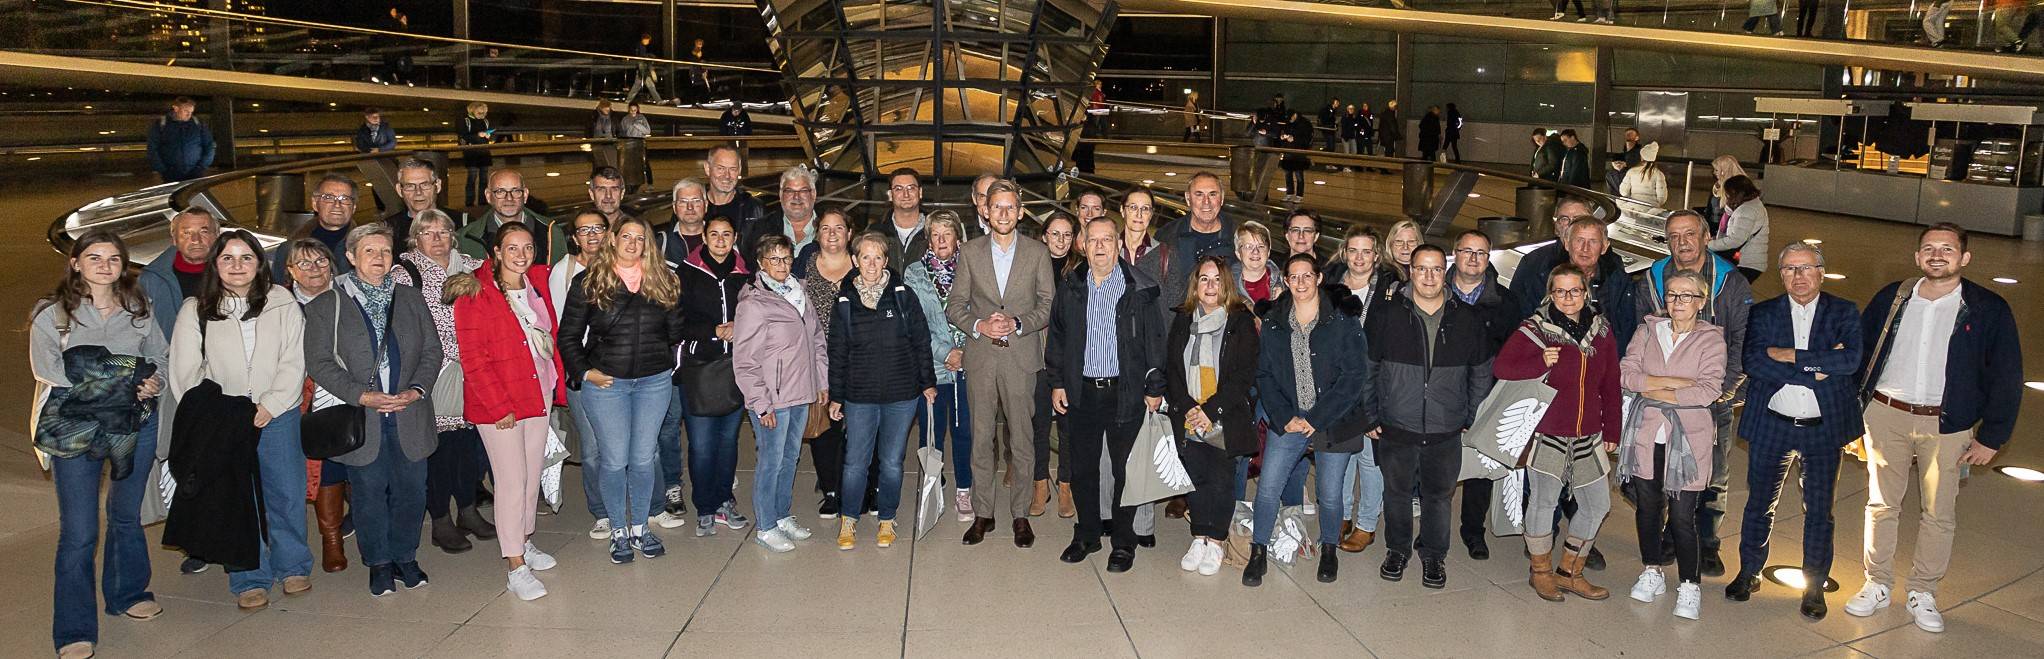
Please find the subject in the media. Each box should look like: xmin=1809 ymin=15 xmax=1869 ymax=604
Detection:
xmin=145 ymin=113 xmax=215 ymax=182
xmin=1258 ymin=293 xmax=1373 ymax=452
xmin=1044 ymin=264 xmax=1168 ymax=424
xmin=1739 ymin=292 xmax=1863 ymax=447
xmin=1856 ymin=278 xmax=2023 ymax=449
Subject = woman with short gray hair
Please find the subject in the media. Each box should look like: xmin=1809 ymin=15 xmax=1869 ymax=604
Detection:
xmin=303 ymin=222 xmax=445 ymax=597
xmin=392 ymin=209 xmax=495 ymax=554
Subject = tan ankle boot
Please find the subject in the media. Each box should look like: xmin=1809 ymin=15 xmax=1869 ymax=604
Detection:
xmin=1529 ymin=553 xmax=1565 ymax=601
xmin=1029 ymin=479 xmax=1050 ymax=517
xmin=1557 ymin=544 xmax=1610 ymax=600
xmin=1056 ymin=482 xmax=1075 ymax=518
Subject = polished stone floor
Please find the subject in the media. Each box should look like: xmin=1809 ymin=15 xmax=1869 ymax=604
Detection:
xmin=3 ymin=161 xmax=2043 ymax=658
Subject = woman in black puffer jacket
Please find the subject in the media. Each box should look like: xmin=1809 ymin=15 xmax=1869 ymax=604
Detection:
xmin=674 ymin=216 xmax=754 ymax=531
xmin=826 ymin=233 xmax=937 ymax=549
xmin=557 ymin=216 xmax=687 ymax=562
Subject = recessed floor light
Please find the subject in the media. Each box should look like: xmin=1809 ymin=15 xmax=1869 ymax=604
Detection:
xmin=1996 ymin=466 xmax=2044 ymax=482
xmin=1313 ymin=180 xmax=1326 ymax=185
xmin=1803 ymin=238 xmax=1822 ymax=245
xmin=1994 ymin=277 xmax=2018 ymax=284
xmin=2026 ymin=381 xmax=2044 ymax=392
xmin=1164 ymin=172 xmax=1178 ymax=177
xmin=1823 ymin=273 xmax=1846 ymax=280
xmin=1468 ymin=193 xmax=1482 ymax=198
xmin=1141 ymin=179 xmax=1155 ymax=185
xmin=546 ymin=172 xmax=562 ymax=177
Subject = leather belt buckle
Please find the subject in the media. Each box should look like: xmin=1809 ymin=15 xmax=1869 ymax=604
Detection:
xmin=1872 ymin=391 xmax=1941 ymax=417
xmin=1769 ymin=410 xmax=1823 ymax=428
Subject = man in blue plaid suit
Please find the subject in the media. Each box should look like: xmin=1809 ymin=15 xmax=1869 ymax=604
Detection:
xmin=1726 ymin=243 xmax=1862 ymax=621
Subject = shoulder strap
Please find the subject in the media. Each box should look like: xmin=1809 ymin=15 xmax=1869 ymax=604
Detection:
xmin=395 ymin=259 xmax=423 ymax=288
xmin=1866 ymin=277 xmax=1918 ymax=383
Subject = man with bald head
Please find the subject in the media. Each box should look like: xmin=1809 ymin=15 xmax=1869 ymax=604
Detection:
xmin=1634 ymin=210 xmax=1753 ymax=576
xmin=702 ymin=145 xmax=770 ymax=253
xmin=458 ymin=168 xmax=550 ymax=260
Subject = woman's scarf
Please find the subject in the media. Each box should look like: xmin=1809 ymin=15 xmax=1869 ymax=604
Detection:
xmin=1531 ymin=301 xmax=1607 ymax=356
xmin=853 ymin=275 xmax=887 ymax=310
xmin=342 ymin=272 xmax=397 ymax=338
xmin=1617 ymin=396 xmax=1701 ymax=494
xmin=1182 ymin=307 xmax=1228 ymax=446
xmin=921 ymin=250 xmax=957 ymax=298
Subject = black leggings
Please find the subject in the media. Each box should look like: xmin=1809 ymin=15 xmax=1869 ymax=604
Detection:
xmin=1628 ymin=444 xmax=1703 ymax=583
xmin=1555 ymin=0 xmax=1585 ymax=16
xmin=426 ymin=426 xmax=485 ymax=519
xmin=1284 ymin=169 xmax=1306 ymax=196
xmin=1181 ymin=441 xmax=1234 ymax=541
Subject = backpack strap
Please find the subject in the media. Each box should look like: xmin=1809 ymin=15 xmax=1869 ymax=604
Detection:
xmin=1864 ymin=277 xmax=1919 ymax=397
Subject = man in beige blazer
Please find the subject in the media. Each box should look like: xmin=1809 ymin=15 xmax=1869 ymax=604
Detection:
xmin=944 ymin=180 xmax=1055 ymax=548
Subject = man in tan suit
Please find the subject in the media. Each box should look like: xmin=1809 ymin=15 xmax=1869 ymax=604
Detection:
xmin=945 ymin=180 xmax=1055 ymax=548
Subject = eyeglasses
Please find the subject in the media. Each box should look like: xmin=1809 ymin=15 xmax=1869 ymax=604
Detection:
xmin=313 ymin=194 xmax=355 ymax=205
xmin=1454 ymin=248 xmax=1488 ymax=259
xmin=1286 ymin=227 xmax=1318 ymax=235
xmin=1779 ymin=264 xmax=1822 ymax=276
xmin=675 ymin=196 xmax=705 ymax=205
xmin=1239 ymin=244 xmax=1269 ymax=254
xmin=760 ymin=255 xmax=792 ymax=264
xmin=890 ymin=185 xmax=920 ymax=192
xmin=1123 ymin=205 xmax=1153 ymax=213
xmin=1665 ymin=292 xmax=1704 ymax=303
xmin=291 ymin=257 xmax=330 ymax=269
xmin=487 ymin=187 xmax=526 ymax=197
xmin=396 ymin=182 xmax=434 ymax=193
xmin=574 ymin=225 xmax=608 ymax=236
xmin=1550 ymin=287 xmax=1587 ymax=299
xmin=417 ymin=230 xmax=453 ymax=240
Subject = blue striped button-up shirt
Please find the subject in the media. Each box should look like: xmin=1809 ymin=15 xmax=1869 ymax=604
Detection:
xmin=1082 ymin=265 xmax=1126 ymax=378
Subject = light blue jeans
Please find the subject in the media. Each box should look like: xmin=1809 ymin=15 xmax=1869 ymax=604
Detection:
xmin=229 ymin=407 xmax=312 ymax=594
xmin=751 ymin=405 xmax=810 ymax=530
xmin=1252 ymin=430 xmax=1351 ymax=545
xmin=581 ymin=371 xmax=674 ymax=529
xmin=563 ymin=385 xmax=604 ymax=520
xmin=1341 ymin=437 xmax=1385 ymax=532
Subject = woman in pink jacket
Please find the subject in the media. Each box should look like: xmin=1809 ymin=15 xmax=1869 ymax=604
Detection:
xmin=1617 ymin=269 xmax=1726 ymax=621
xmin=732 ymin=233 xmax=830 ymax=553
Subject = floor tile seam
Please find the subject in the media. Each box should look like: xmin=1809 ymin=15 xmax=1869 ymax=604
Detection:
xmin=1087 ymin=558 xmax=1145 ymax=659
xmin=1269 ymin=559 xmax=1381 ymax=658
xmin=674 ymin=526 xmax=751 ymax=639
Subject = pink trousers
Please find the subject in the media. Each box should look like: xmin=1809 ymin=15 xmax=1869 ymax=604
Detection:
xmin=478 ymin=416 xmax=548 ymax=559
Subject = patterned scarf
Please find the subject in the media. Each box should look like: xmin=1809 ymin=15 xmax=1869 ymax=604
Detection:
xmin=853 ymin=275 xmax=887 ymax=310
xmin=344 ymin=272 xmax=397 ymax=338
xmin=922 ymin=250 xmax=957 ymax=298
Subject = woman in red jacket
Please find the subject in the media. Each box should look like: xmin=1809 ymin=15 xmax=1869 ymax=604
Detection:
xmin=449 ymin=222 xmax=565 ymax=601
xmin=1492 ymin=264 xmax=1622 ymax=603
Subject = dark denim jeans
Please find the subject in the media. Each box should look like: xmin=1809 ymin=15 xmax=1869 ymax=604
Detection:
xmin=229 ymin=407 xmax=313 ymax=594
xmin=842 ymin=399 xmax=917 ymax=521
xmin=563 ymin=386 xmax=605 ymax=519
xmin=52 ymin=413 xmax=157 ymax=650
xmin=654 ymin=381 xmax=687 ymax=512
xmin=350 ymin=415 xmax=429 ymax=567
xmin=685 ymin=405 xmax=744 ymax=515
xmin=914 ymin=376 xmax=973 ymax=490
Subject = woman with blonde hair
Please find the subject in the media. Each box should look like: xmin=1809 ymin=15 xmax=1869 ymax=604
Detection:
xmin=558 ymin=215 xmax=688 ymax=564
xmin=1385 ymin=219 xmax=1422 ymax=281
xmin=1618 ymin=269 xmax=1726 ymax=620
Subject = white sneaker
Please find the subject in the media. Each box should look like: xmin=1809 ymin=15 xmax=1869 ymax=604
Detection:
xmin=755 ymin=528 xmax=795 ymax=553
xmin=777 ymin=517 xmax=813 ymax=541
xmin=1673 ymin=582 xmax=1701 ymax=620
xmin=955 ymin=489 xmax=974 ymax=523
xmin=1197 ymin=541 xmax=1223 ymax=576
xmin=1844 ymin=582 xmax=1891 ymax=617
xmin=523 ymin=541 xmax=556 ymax=571
xmin=651 ymin=510 xmax=688 ymax=529
xmin=1630 ymin=567 xmax=1667 ymax=603
xmin=1550 ymin=12 xmax=1565 ymax=19
xmin=588 ymin=518 xmax=612 ymax=540
xmin=1181 ymin=540 xmax=1204 ymax=572
xmin=1906 ymin=591 xmax=1945 ymax=632
xmin=506 ymin=566 xmax=548 ymax=601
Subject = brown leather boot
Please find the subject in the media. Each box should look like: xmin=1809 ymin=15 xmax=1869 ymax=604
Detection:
xmin=314 ymin=484 xmax=349 ymax=573
xmin=1338 ymin=521 xmax=1374 ymax=553
xmin=1029 ymin=479 xmax=1050 ymax=517
xmin=1164 ymin=495 xmax=1188 ymax=519
xmin=1056 ymin=482 xmax=1075 ymax=518
xmin=1528 ymin=553 xmax=1565 ymax=602
xmin=1557 ymin=543 xmax=1611 ymax=600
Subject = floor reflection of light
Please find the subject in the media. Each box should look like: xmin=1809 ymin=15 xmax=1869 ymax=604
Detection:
xmin=2027 ymin=381 xmax=2044 ymax=392
xmin=1996 ymin=466 xmax=2044 ymax=482
xmin=1823 ymin=273 xmax=1846 ymax=280
xmin=1762 ymin=565 xmax=1839 ymax=592
xmin=1994 ymin=277 xmax=2018 ymax=284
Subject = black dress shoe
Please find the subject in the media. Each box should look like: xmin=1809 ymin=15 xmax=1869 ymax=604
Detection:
xmin=1585 ymin=546 xmax=1606 ymax=571
xmin=962 ymin=517 xmax=994 ymax=545
xmin=1060 ymin=538 xmax=1101 ymax=563
xmin=1106 ymin=548 xmax=1136 ymax=573
xmin=1013 ymin=519 xmax=1035 ymax=548
xmin=1801 ymin=589 xmax=1828 ymax=620
xmin=1317 ymin=543 xmax=1340 ymax=583
xmin=1700 ymin=551 xmax=1726 ymax=577
xmin=1726 ymin=573 xmax=1761 ymax=601
xmin=1243 ymin=544 xmax=1268 ymax=587
xmin=1420 ymin=557 xmax=1447 ymax=589
xmin=1463 ymin=533 xmax=1490 ymax=561
xmin=1380 ymin=551 xmax=1409 ymax=582
xmin=1136 ymin=534 xmax=1156 ymax=548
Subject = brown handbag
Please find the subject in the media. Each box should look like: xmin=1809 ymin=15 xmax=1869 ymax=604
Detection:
xmin=801 ymin=399 xmax=833 ymax=440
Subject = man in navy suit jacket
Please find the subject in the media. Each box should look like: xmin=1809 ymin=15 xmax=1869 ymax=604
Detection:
xmin=1728 ymin=243 xmax=1862 ymax=621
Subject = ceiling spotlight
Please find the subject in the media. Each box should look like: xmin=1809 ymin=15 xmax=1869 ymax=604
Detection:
xmin=1164 ymin=172 xmax=1177 ymax=177
xmin=1761 ymin=565 xmax=1839 ymax=592
xmin=1802 ymin=238 xmax=1822 ymax=245
xmin=1313 ymin=180 xmax=1326 ymax=185
xmin=546 ymin=172 xmax=562 ymax=177
xmin=1996 ymin=466 xmax=2044 ymax=482
xmin=1468 ymin=193 xmax=1482 ymax=198
xmin=1993 ymin=277 xmax=2018 ymax=284
xmin=1141 ymin=179 xmax=1155 ymax=185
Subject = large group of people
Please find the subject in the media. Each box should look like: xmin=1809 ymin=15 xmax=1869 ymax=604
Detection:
xmin=32 ymin=145 xmax=2023 ymax=659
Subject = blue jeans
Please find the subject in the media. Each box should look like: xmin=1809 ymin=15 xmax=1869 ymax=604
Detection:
xmin=581 ymin=371 xmax=673 ymax=528
xmin=1252 ymin=431 xmax=1350 ymax=545
xmin=1237 ymin=453 xmax=1308 ymax=506
xmin=653 ymin=382 xmax=686 ymax=512
xmin=842 ymin=400 xmax=916 ymax=521
xmin=563 ymin=386 xmax=605 ymax=519
xmin=350 ymin=415 xmax=428 ymax=567
xmin=52 ymin=413 xmax=156 ymax=650
xmin=229 ymin=407 xmax=313 ymax=594
xmin=914 ymin=377 xmax=973 ymax=490
xmin=1341 ymin=437 xmax=1385 ymax=532
xmin=685 ymin=405 xmax=743 ymax=515
xmin=750 ymin=405 xmax=809 ymax=528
